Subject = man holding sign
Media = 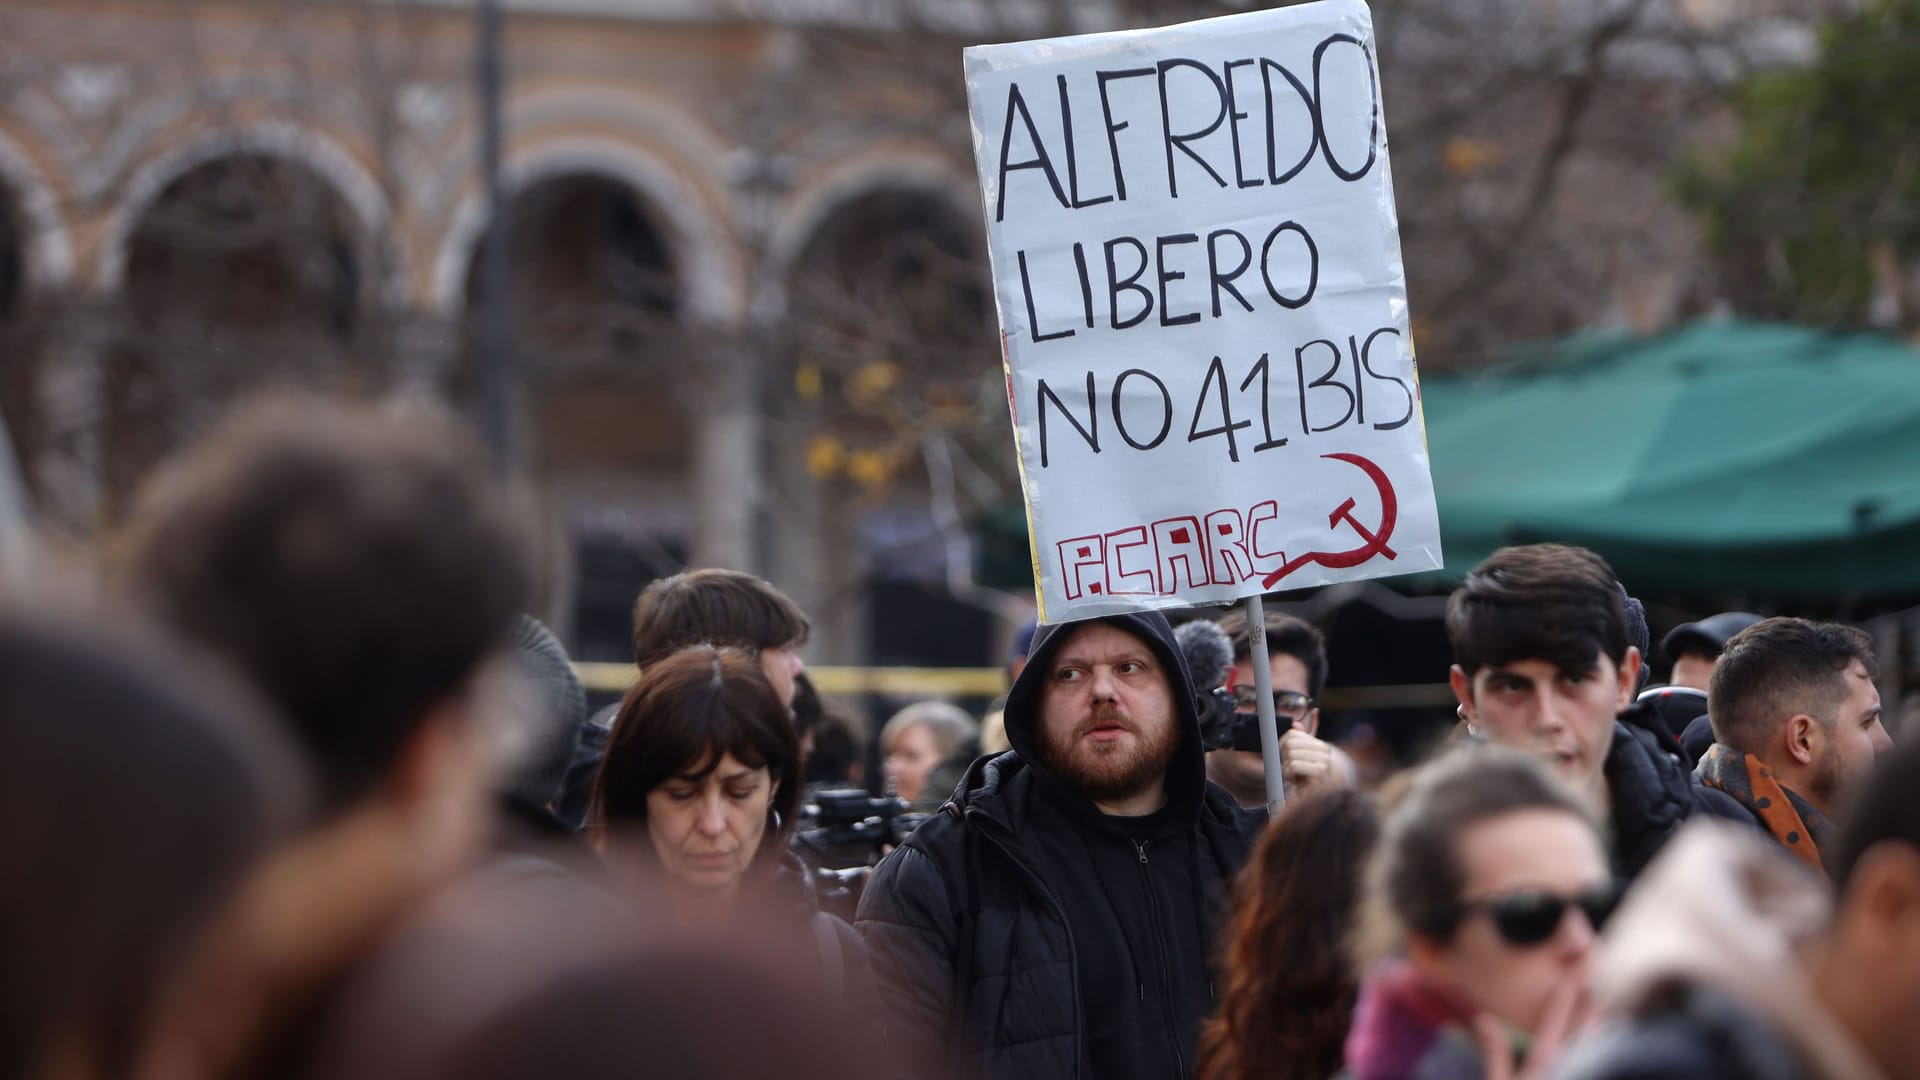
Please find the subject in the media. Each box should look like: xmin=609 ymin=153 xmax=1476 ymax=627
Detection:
xmin=855 ymin=610 xmax=1260 ymax=1079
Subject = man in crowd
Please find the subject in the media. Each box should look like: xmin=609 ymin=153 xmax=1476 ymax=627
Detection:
xmin=556 ymin=567 xmax=811 ymax=826
xmin=1204 ymin=609 xmax=1346 ymax=808
xmin=1557 ymin=734 xmax=1920 ymax=1080
xmin=856 ymin=611 xmax=1260 ymax=1078
xmin=1696 ymin=616 xmax=1895 ymax=874
xmin=1663 ymin=610 xmax=1763 ymax=692
xmin=1446 ymin=543 xmax=1750 ymax=880
xmin=119 ymin=395 xmax=552 ymax=1071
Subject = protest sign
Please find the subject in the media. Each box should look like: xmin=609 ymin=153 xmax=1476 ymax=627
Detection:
xmin=965 ymin=0 xmax=1441 ymax=623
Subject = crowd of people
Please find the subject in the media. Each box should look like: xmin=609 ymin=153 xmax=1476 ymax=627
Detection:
xmin=5 ymin=391 xmax=1916 ymax=1080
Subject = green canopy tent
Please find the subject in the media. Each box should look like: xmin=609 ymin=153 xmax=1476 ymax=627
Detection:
xmin=1422 ymin=319 xmax=1920 ymax=598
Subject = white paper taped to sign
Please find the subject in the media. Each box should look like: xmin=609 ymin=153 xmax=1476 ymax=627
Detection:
xmin=964 ymin=0 xmax=1442 ymax=623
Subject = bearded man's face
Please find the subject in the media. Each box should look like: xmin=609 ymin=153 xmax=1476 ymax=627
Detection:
xmin=1035 ymin=621 xmax=1180 ymax=804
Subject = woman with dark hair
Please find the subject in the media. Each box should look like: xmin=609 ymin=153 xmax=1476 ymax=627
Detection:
xmin=591 ymin=645 xmax=804 ymax=914
xmin=1200 ymin=788 xmax=1380 ymax=1080
xmin=0 ymin=608 xmax=308 ymax=1080
xmin=591 ymin=644 xmax=876 ymax=1019
xmin=1341 ymin=746 xmax=1611 ymax=1080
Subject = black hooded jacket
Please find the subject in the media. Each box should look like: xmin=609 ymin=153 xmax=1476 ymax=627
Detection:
xmin=1605 ymin=699 xmax=1755 ymax=880
xmin=854 ymin=611 xmax=1262 ymax=1080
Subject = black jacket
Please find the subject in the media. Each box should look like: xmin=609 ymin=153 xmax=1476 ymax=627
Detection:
xmin=855 ymin=610 xmax=1261 ymax=1080
xmin=1605 ymin=701 xmax=1754 ymax=881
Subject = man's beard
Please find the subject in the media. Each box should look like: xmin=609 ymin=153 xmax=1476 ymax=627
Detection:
xmin=1034 ymin=700 xmax=1181 ymax=804
xmin=1808 ymin=738 xmax=1844 ymax=809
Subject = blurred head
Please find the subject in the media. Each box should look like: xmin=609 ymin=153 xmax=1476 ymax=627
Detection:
xmin=503 ymin=615 xmax=590 ymax=812
xmin=1361 ymin=746 xmax=1609 ymax=1038
xmin=1820 ymin=737 xmax=1920 ymax=1078
xmin=591 ymin=646 xmax=801 ymax=901
xmin=1034 ymin=618 xmax=1181 ymax=808
xmin=1709 ymin=617 xmax=1892 ymax=815
xmin=1662 ymin=611 xmax=1763 ymax=692
xmin=119 ymin=394 xmax=532 ymax=822
xmin=881 ymin=701 xmax=979 ymax=803
xmin=1201 ymin=789 xmax=1379 ymax=1080
xmin=630 ymin=569 xmax=809 ymax=707
xmin=1447 ymin=544 xmax=1640 ymax=803
xmin=0 ymin=609 xmax=307 ymax=1080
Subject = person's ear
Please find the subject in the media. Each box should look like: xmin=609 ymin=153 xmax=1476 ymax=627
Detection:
xmin=1838 ymin=842 xmax=1920 ymax=953
xmin=1450 ymin=665 xmax=1477 ymax=727
xmin=1785 ymin=714 xmax=1820 ymax=767
xmin=1616 ymin=646 xmax=1642 ymax=708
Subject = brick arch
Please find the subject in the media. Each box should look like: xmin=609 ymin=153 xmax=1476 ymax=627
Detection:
xmin=0 ymin=127 xmax=75 ymax=293
xmin=761 ymin=147 xmax=979 ymax=323
xmin=94 ymin=120 xmax=392 ymax=303
xmin=429 ymin=136 xmax=742 ymax=326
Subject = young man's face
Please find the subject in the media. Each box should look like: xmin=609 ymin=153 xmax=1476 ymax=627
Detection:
xmin=1451 ymin=647 xmax=1640 ymax=799
xmin=758 ymin=643 xmax=805 ymax=708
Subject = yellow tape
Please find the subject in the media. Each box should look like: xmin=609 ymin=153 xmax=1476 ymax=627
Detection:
xmin=574 ymin=662 xmax=1009 ymax=698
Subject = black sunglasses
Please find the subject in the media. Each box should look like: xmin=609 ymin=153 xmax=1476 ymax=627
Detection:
xmin=1437 ymin=882 xmax=1621 ymax=947
xmin=1230 ymin=685 xmax=1313 ymax=715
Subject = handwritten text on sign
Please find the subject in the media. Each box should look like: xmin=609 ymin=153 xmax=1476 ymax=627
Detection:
xmin=965 ymin=0 xmax=1442 ymax=621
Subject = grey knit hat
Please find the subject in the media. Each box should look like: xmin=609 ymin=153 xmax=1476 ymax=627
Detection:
xmin=504 ymin=615 xmax=589 ymax=809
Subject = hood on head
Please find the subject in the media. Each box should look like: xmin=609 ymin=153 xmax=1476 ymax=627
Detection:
xmin=1001 ymin=609 xmax=1206 ymax=821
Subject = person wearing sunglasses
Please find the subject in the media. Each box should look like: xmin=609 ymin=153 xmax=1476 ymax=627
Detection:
xmin=1343 ymin=746 xmax=1611 ymax=1080
xmin=1206 ymin=610 xmax=1349 ymax=808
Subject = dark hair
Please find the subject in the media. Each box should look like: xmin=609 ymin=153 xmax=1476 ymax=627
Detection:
xmin=631 ymin=569 xmax=809 ymax=669
xmin=591 ymin=645 xmax=802 ymax=867
xmin=0 ymin=610 xmax=307 ymax=1080
xmin=1447 ymin=543 xmax=1629 ymax=677
xmin=1708 ymin=617 xmax=1878 ymax=752
xmin=1200 ymin=789 xmax=1379 ymax=1080
xmin=1359 ymin=745 xmax=1598 ymax=962
xmin=804 ymin=716 xmax=861 ymax=788
xmin=1215 ymin=610 xmax=1328 ymax=698
xmin=1830 ymin=734 xmax=1920 ymax=895
xmin=120 ymin=394 xmax=533 ymax=812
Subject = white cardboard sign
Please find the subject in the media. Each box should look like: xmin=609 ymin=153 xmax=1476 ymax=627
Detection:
xmin=965 ymin=0 xmax=1442 ymax=622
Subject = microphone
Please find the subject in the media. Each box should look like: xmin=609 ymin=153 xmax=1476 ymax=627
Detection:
xmin=1175 ymin=618 xmax=1238 ymax=750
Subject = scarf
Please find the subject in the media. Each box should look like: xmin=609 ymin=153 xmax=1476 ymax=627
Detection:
xmin=1696 ymin=744 xmax=1835 ymax=875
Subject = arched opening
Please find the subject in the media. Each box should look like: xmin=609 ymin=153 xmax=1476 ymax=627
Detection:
xmin=458 ymin=172 xmax=686 ymax=663
xmin=105 ymin=152 xmax=368 ymax=509
xmin=770 ymin=188 xmax=999 ymax=666
xmin=458 ymin=172 xmax=682 ymax=473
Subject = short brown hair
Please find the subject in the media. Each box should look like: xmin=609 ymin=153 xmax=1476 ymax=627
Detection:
xmin=1447 ymin=543 xmax=1628 ymax=677
xmin=630 ymin=569 xmax=809 ymax=669
xmin=120 ymin=393 xmax=532 ymax=811
xmin=1708 ymin=617 xmax=1878 ymax=752
xmin=591 ymin=645 xmax=802 ymax=868
xmin=1215 ymin=610 xmax=1328 ymax=698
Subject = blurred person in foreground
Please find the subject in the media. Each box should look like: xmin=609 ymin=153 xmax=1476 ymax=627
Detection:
xmin=590 ymin=644 xmax=877 ymax=1013
xmin=883 ymin=699 xmax=981 ymax=810
xmin=857 ymin=610 xmax=1261 ymax=1079
xmin=1207 ymin=609 xmax=1348 ymax=808
xmin=1554 ymin=734 xmax=1920 ymax=1080
xmin=0 ymin=607 xmax=308 ymax=1080
xmin=1447 ymin=544 xmax=1750 ymax=881
xmin=1200 ymin=788 xmax=1381 ymax=1080
xmin=1695 ymin=617 xmax=1894 ymax=875
xmin=1343 ymin=746 xmax=1612 ymax=1080
xmin=557 ymin=567 xmax=811 ymax=827
xmin=117 ymin=394 xmax=560 ymax=1077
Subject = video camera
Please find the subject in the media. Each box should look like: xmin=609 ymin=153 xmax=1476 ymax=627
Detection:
xmin=791 ymin=787 xmax=932 ymax=919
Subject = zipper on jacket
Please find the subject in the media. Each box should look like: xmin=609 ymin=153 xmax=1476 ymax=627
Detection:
xmin=1134 ymin=838 xmax=1188 ymax=1079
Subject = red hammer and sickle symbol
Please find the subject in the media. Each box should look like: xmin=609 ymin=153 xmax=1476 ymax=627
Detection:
xmin=1260 ymin=452 xmax=1400 ymax=589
